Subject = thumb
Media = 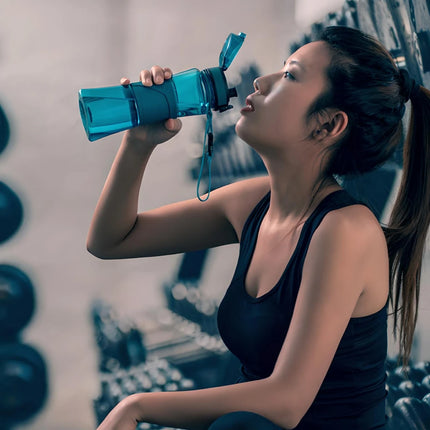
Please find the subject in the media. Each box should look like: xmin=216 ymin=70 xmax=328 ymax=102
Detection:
xmin=165 ymin=118 xmax=182 ymax=133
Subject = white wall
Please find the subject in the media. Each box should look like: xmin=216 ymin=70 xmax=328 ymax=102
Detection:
xmin=295 ymin=0 xmax=345 ymax=26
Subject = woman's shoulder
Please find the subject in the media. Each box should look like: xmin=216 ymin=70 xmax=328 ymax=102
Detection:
xmin=315 ymin=195 xmax=389 ymax=316
xmin=322 ymin=197 xmax=383 ymax=236
xmin=313 ymin=197 xmax=387 ymax=262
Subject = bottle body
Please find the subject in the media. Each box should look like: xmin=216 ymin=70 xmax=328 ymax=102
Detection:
xmin=79 ymin=69 xmax=214 ymax=142
xmin=174 ymin=68 xmax=212 ymax=117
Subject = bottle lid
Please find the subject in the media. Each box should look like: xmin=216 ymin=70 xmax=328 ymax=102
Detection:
xmin=219 ymin=32 xmax=246 ymax=71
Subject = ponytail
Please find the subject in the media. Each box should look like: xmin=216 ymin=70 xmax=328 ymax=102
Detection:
xmin=385 ymin=84 xmax=430 ymax=365
xmin=312 ymin=26 xmax=430 ymax=364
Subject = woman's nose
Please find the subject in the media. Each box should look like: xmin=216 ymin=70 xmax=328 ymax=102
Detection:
xmin=253 ymin=75 xmax=273 ymax=94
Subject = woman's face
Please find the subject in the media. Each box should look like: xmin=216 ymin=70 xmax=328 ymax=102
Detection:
xmin=235 ymin=41 xmax=332 ymax=156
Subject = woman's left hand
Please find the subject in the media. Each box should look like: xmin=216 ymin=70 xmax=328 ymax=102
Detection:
xmin=96 ymin=395 xmax=141 ymax=430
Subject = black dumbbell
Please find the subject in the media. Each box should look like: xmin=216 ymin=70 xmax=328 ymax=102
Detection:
xmin=0 ymin=182 xmax=24 ymax=245
xmin=386 ymin=356 xmax=400 ymax=372
xmin=386 ymin=383 xmax=405 ymax=418
xmin=398 ymin=380 xmax=429 ymax=399
xmin=423 ymin=393 xmax=430 ymax=408
xmin=400 ymin=364 xmax=430 ymax=383
xmin=422 ymin=375 xmax=430 ymax=392
xmin=0 ymin=343 xmax=48 ymax=426
xmin=389 ymin=397 xmax=430 ymax=430
xmin=0 ymin=104 xmax=10 ymax=155
xmin=91 ymin=301 xmax=146 ymax=371
xmin=387 ymin=370 xmax=406 ymax=387
xmin=413 ymin=361 xmax=430 ymax=379
xmin=0 ymin=265 xmax=35 ymax=341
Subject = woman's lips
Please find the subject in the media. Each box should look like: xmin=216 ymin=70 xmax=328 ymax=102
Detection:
xmin=240 ymin=96 xmax=255 ymax=113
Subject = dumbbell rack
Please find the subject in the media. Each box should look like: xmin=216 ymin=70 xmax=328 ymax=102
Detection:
xmin=91 ymin=287 xmax=238 ymax=430
xmin=94 ymin=358 xmax=194 ymax=430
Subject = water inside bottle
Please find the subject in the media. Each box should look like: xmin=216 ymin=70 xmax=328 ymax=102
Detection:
xmin=172 ymin=69 xmax=211 ymax=117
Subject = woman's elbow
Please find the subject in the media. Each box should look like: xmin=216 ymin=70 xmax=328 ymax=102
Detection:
xmin=266 ymin=380 xmax=307 ymax=429
xmin=277 ymin=409 xmax=302 ymax=430
xmin=86 ymin=240 xmax=115 ymax=260
xmin=87 ymin=245 xmax=106 ymax=259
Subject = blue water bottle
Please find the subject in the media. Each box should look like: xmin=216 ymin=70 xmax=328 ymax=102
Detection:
xmin=79 ymin=32 xmax=246 ymax=141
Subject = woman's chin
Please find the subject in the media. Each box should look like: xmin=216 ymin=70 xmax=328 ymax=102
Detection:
xmin=235 ymin=126 xmax=263 ymax=154
xmin=235 ymin=117 xmax=252 ymax=142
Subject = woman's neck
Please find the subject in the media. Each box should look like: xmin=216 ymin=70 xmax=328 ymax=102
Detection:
xmin=263 ymin=154 xmax=341 ymax=225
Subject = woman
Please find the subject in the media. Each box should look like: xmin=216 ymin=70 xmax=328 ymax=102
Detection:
xmin=86 ymin=26 xmax=430 ymax=429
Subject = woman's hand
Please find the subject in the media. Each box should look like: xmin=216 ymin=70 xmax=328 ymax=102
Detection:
xmin=96 ymin=395 xmax=141 ymax=430
xmin=121 ymin=66 xmax=182 ymax=149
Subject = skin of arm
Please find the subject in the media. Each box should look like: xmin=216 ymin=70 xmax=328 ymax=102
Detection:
xmin=96 ymin=204 xmax=385 ymax=430
xmin=86 ymin=136 xmax=270 ymax=259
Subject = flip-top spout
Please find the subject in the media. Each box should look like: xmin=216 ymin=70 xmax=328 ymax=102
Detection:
xmin=219 ymin=32 xmax=247 ymax=71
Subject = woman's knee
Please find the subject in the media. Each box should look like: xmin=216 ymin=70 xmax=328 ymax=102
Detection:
xmin=208 ymin=411 xmax=282 ymax=430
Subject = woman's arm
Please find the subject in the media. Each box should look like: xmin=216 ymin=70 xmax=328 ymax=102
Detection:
xmin=87 ymin=130 xmax=269 ymax=259
xmin=97 ymin=377 xmax=296 ymax=430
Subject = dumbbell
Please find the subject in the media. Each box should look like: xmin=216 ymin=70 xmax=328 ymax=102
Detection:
xmin=388 ymin=397 xmax=430 ymax=430
xmin=0 ymin=264 xmax=35 ymax=341
xmin=91 ymin=300 xmax=146 ymax=371
xmin=0 ymin=343 xmax=48 ymax=427
xmin=0 ymin=104 xmax=10 ymax=155
xmin=422 ymin=375 xmax=430 ymax=392
xmin=394 ymin=364 xmax=430 ymax=384
xmin=0 ymin=182 xmax=24 ymax=245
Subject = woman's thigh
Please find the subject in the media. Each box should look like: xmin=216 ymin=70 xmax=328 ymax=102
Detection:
xmin=208 ymin=411 xmax=283 ymax=430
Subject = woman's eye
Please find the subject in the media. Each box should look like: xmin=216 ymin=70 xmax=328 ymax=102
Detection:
xmin=284 ymin=71 xmax=295 ymax=80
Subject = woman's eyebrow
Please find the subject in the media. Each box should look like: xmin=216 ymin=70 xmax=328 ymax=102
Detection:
xmin=285 ymin=60 xmax=305 ymax=71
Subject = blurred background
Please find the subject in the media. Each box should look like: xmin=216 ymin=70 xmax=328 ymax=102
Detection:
xmin=0 ymin=1 xmax=429 ymax=429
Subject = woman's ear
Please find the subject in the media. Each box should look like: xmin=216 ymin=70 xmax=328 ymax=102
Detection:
xmin=313 ymin=109 xmax=348 ymax=144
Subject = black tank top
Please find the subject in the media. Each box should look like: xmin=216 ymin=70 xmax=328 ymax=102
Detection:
xmin=217 ymin=190 xmax=387 ymax=429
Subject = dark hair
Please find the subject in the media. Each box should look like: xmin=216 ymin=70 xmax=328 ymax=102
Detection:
xmin=309 ymin=26 xmax=430 ymax=364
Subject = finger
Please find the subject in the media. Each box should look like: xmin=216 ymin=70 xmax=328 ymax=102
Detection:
xmin=140 ymin=69 xmax=152 ymax=86
xmin=163 ymin=67 xmax=173 ymax=79
xmin=151 ymin=65 xmax=165 ymax=85
xmin=165 ymin=118 xmax=182 ymax=132
xmin=120 ymin=77 xmax=130 ymax=86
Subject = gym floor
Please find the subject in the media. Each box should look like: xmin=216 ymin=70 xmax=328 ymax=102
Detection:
xmin=0 ymin=1 xmax=429 ymax=429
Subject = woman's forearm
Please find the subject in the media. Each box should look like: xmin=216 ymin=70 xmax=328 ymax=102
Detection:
xmin=86 ymin=132 xmax=156 ymax=258
xmin=106 ymin=377 xmax=299 ymax=430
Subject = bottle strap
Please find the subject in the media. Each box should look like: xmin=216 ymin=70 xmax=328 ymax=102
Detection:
xmin=196 ymin=109 xmax=213 ymax=202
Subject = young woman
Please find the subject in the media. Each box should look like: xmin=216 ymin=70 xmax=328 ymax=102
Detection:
xmin=86 ymin=26 xmax=430 ymax=429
